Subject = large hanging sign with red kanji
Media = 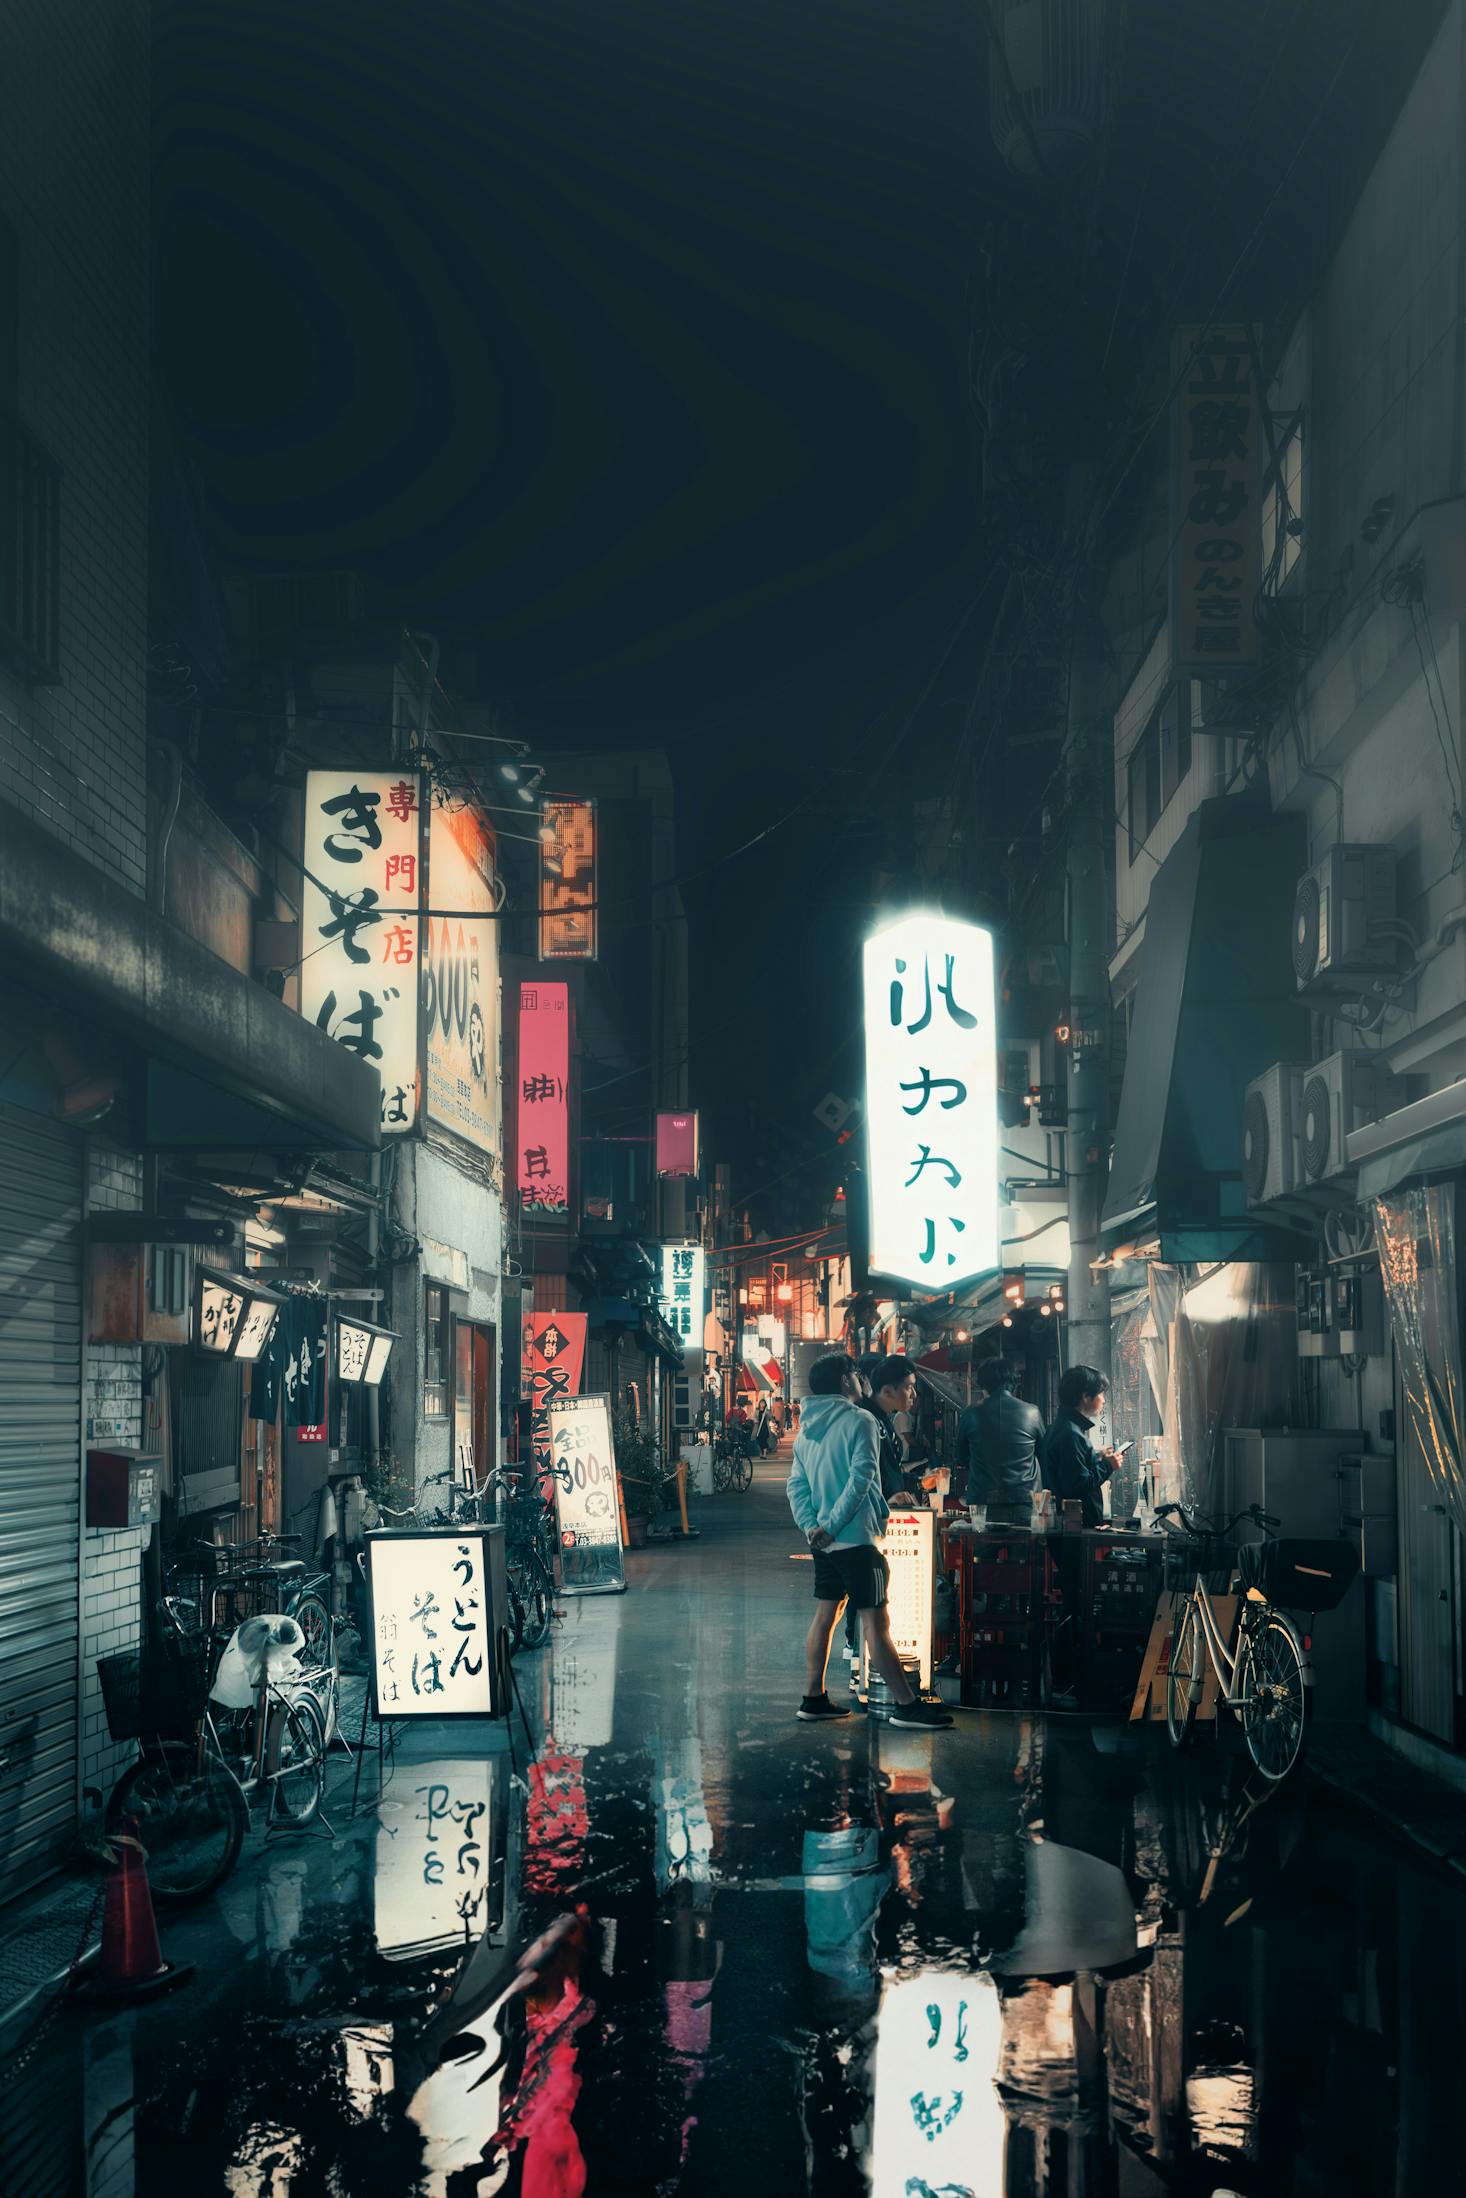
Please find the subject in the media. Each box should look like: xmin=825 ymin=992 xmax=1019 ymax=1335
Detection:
xmin=301 ymin=770 xmax=425 ymax=1134
xmin=862 ymin=912 xmax=998 ymax=1293
xmin=517 ymin=979 xmax=570 ymax=1216
xmin=523 ymin=1310 xmax=588 ymax=1485
xmin=539 ymin=797 xmax=597 ymax=961
xmin=425 ymin=789 xmax=498 ymax=1154
xmin=1170 ymin=325 xmax=1261 ymax=675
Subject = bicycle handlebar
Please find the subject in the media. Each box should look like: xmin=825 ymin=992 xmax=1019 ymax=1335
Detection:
xmin=1154 ymin=1500 xmax=1280 ymax=1536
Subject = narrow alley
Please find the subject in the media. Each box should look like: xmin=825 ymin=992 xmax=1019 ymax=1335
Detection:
xmin=4 ymin=1455 xmax=1464 ymax=2195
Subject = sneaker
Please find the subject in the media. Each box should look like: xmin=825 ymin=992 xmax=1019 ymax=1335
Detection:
xmin=797 ymin=1692 xmax=853 ymax=1722
xmin=887 ymin=1697 xmax=954 ymax=1731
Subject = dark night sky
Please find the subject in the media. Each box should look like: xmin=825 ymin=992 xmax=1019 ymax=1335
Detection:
xmin=156 ymin=0 xmax=1001 ymax=1193
xmin=154 ymin=0 xmax=1445 ymax=1206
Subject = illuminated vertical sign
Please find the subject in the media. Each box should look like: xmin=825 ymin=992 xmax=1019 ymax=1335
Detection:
xmin=866 ymin=1508 xmax=936 ymax=1688
xmin=1170 ymin=324 xmax=1261 ymax=673
xmin=656 ymin=1111 xmax=699 ymax=1176
xmin=539 ymin=797 xmax=597 ymax=961
xmin=862 ymin=912 xmax=998 ymax=1291
xmin=517 ymin=981 xmax=569 ymax=1217
xmin=658 ymin=1241 xmax=706 ymax=1348
xmin=548 ymin=1394 xmax=627 ymax=1596
xmin=424 ymin=791 xmax=498 ymax=1153
xmin=301 ymin=770 xmax=424 ymax=1132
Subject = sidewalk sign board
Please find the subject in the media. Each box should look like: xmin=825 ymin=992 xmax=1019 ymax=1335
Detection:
xmin=863 ymin=1507 xmax=937 ymax=1689
xmin=548 ymin=1392 xmax=627 ymax=1596
xmin=366 ymin=1526 xmax=508 ymax=1720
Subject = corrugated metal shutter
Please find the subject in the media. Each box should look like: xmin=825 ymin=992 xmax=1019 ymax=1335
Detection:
xmin=0 ymin=1102 xmax=82 ymax=1903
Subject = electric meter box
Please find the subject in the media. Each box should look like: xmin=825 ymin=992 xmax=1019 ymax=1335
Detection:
xmin=86 ymin=1448 xmax=162 ymax=1529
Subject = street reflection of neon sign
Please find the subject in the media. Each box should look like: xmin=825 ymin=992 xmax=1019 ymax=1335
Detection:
xmin=862 ymin=911 xmax=998 ymax=1292
xmin=870 ymin=1973 xmax=1003 ymax=2191
xmin=374 ymin=1757 xmax=497 ymax=1959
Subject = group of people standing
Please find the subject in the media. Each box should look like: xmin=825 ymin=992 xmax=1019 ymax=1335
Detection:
xmin=724 ymin=1393 xmax=789 ymax=1456
xmin=785 ymin=1348 xmax=1125 ymax=1728
xmin=954 ymin=1357 xmax=1123 ymax=1528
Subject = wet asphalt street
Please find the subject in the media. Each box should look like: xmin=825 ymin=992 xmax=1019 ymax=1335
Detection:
xmin=4 ymin=1453 xmax=1466 ymax=2195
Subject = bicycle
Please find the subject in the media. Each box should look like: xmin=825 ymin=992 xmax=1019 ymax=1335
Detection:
xmin=484 ymin=1462 xmax=565 ymax=1652
xmin=102 ymin=1602 xmax=335 ymax=1902
xmin=710 ymin=1430 xmax=753 ymax=1494
xmin=1156 ymin=1499 xmax=1359 ymax=1783
xmin=166 ymin=1530 xmax=335 ymax=1675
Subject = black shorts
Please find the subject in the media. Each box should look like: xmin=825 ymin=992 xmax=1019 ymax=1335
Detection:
xmin=811 ymin=1542 xmax=889 ymax=1611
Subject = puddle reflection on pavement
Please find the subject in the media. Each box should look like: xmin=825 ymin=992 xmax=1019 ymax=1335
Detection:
xmin=5 ymin=1580 xmax=1466 ymax=2192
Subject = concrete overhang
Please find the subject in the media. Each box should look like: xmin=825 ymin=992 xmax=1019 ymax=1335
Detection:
xmin=0 ymin=807 xmax=381 ymax=1151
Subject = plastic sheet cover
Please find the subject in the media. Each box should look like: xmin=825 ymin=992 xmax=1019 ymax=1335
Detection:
xmin=1148 ymin=1263 xmax=1299 ymax=1515
xmin=1374 ymin=1186 xmax=1466 ymax=1539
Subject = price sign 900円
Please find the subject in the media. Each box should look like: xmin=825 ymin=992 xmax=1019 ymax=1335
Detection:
xmin=547 ymin=1393 xmax=627 ymax=1597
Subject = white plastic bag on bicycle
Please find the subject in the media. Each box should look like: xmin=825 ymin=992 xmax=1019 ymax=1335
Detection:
xmin=210 ymin=1613 xmax=307 ymax=1709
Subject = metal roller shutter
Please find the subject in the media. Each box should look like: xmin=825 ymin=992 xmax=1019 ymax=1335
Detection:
xmin=0 ymin=1101 xmax=82 ymax=1903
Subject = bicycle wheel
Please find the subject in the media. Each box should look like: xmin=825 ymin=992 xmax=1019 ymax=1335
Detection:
xmin=731 ymin=1450 xmax=753 ymax=1493
xmin=506 ymin=1569 xmax=527 ymax=1655
xmin=106 ymin=1741 xmax=246 ymax=1902
xmin=1165 ymin=1599 xmax=1202 ymax=1749
xmin=291 ymin=1591 xmax=335 ymax=1674
xmin=516 ymin=1554 xmax=554 ymax=1650
xmin=267 ymin=1691 xmax=326 ymax=1827
xmin=1236 ymin=1613 xmax=1310 ymax=1782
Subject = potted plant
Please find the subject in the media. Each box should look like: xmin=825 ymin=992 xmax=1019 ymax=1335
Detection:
xmin=614 ymin=1410 xmax=662 ymax=1549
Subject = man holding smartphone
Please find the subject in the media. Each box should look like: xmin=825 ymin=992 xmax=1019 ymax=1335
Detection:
xmin=1041 ymin=1364 xmax=1124 ymax=1528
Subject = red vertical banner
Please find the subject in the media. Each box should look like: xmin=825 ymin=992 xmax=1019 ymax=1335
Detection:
xmin=523 ymin=1311 xmax=588 ymax=1483
xmin=518 ymin=982 xmax=570 ymax=1218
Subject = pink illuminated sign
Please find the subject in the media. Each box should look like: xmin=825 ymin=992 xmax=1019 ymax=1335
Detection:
xmin=518 ymin=982 xmax=570 ymax=1217
xmin=656 ymin=1111 xmax=699 ymax=1178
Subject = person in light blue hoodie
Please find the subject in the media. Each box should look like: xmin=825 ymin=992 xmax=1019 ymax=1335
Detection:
xmin=787 ymin=1354 xmax=952 ymax=1730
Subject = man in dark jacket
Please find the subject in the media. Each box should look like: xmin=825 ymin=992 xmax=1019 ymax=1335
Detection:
xmin=955 ymin=1359 xmax=1044 ymax=1524
xmin=1041 ymin=1363 xmax=1119 ymax=1528
xmin=860 ymin=1355 xmax=924 ymax=1503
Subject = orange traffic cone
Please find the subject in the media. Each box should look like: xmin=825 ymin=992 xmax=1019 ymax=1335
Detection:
xmin=76 ymin=1815 xmax=194 ymax=2001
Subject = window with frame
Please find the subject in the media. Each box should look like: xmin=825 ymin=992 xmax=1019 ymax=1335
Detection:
xmin=1262 ymin=415 xmax=1304 ymax=589
xmin=423 ymin=1283 xmax=449 ymax=1417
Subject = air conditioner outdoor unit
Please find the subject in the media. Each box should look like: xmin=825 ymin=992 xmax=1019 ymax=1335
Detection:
xmin=1242 ymin=1063 xmax=1305 ymax=1206
xmin=1291 ymin=844 xmax=1397 ymax=992
xmin=1297 ymin=1051 xmax=1397 ymax=1184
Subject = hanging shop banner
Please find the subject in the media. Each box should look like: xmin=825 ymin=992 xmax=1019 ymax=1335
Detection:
xmin=517 ymin=980 xmax=570 ymax=1218
xmin=866 ymin=1507 xmax=937 ymax=1690
xmin=539 ymin=797 xmax=597 ymax=962
xmin=374 ymin=1757 xmax=501 ymax=1959
xmin=547 ymin=1393 xmax=627 ymax=1597
xmin=1170 ymin=324 xmax=1261 ymax=674
xmin=658 ymin=1241 xmax=706 ymax=1348
xmin=366 ymin=1528 xmax=505 ymax=1719
xmin=655 ymin=1110 xmax=699 ymax=1177
xmin=862 ymin=911 xmax=998 ymax=1292
xmin=425 ymin=791 xmax=498 ymax=1154
xmin=523 ymin=1310 xmax=588 ymax=1483
xmin=301 ymin=769 xmax=425 ymax=1134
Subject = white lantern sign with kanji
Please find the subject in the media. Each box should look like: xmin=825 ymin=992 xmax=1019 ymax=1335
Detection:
xmin=862 ymin=911 xmax=998 ymax=1291
xmin=658 ymin=1240 xmax=706 ymax=1349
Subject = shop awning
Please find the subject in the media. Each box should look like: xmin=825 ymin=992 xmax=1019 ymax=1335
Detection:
xmin=1102 ymin=795 xmax=1309 ymax=1261
xmin=1356 ymin=1119 xmax=1466 ymax=1201
xmin=0 ymin=806 xmax=381 ymax=1151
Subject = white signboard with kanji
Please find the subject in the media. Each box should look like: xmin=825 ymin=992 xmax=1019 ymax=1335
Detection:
xmin=658 ymin=1240 xmax=706 ymax=1348
xmin=870 ymin=1972 xmax=1003 ymax=2190
xmin=862 ymin=911 xmax=998 ymax=1291
xmin=548 ymin=1393 xmax=626 ymax=1596
xmin=301 ymin=770 xmax=424 ymax=1133
xmin=867 ymin=1507 xmax=936 ymax=1689
xmin=366 ymin=1530 xmax=502 ymax=1718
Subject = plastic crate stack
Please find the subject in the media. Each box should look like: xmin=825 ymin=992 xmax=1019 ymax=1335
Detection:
xmin=960 ymin=1531 xmax=1042 ymax=1711
xmin=1079 ymin=1536 xmax=1164 ymax=1709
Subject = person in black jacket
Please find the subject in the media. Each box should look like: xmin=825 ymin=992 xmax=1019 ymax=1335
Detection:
xmin=1040 ymin=1364 xmax=1120 ymax=1528
xmin=860 ymin=1355 xmax=924 ymax=1503
xmin=955 ymin=1359 xmax=1044 ymax=1525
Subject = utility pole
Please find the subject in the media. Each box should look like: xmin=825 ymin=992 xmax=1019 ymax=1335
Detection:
xmin=1063 ymin=583 xmax=1112 ymax=1385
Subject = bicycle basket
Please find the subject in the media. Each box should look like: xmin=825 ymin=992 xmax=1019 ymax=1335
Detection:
xmin=1238 ymin=1537 xmax=1359 ymax=1612
xmin=98 ymin=1637 xmax=208 ymax=1744
xmin=1162 ymin=1532 xmax=1233 ymax=1594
